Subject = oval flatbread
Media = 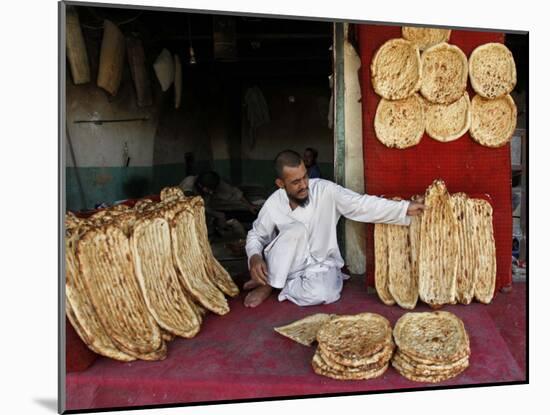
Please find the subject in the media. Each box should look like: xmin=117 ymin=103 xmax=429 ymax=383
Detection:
xmin=469 ymin=42 xmax=516 ymax=99
xmin=424 ymin=92 xmax=471 ymax=142
xmin=402 ymin=26 xmax=451 ymax=51
xmin=470 ymin=94 xmax=517 ymax=148
xmin=421 ymin=43 xmax=468 ymax=104
xmin=374 ymin=94 xmax=425 ymax=149
xmin=393 ymin=311 xmax=470 ymax=363
xmin=371 ymin=38 xmax=421 ymax=100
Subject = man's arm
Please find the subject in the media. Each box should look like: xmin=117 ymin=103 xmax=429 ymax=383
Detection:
xmin=245 ymin=206 xmax=275 ymax=285
xmin=332 ymin=184 xmax=424 ymax=225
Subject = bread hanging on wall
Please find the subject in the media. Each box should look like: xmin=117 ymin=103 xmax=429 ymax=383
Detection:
xmin=97 ymin=20 xmax=125 ymax=96
xmin=126 ymin=35 xmax=153 ymax=107
xmin=66 ymin=6 xmax=91 ymax=85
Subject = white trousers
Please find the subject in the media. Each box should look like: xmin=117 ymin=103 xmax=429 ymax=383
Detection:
xmin=264 ymin=222 xmax=348 ymax=306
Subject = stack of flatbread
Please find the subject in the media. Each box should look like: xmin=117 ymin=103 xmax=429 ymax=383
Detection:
xmin=392 ymin=311 xmax=470 ymax=382
xmin=65 ymin=187 xmax=239 ymax=361
xmin=312 ymin=313 xmax=394 ymax=380
xmin=374 ymin=179 xmax=497 ymax=308
xmin=371 ymin=28 xmax=517 ymax=148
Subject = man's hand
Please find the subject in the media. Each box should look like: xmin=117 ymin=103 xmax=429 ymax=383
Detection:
xmin=249 ymin=254 xmax=269 ymax=286
xmin=407 ymin=201 xmax=426 ymax=216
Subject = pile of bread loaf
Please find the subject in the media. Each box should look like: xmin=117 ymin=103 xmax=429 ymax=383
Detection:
xmin=375 ymin=179 xmax=496 ymax=309
xmin=372 ymin=26 xmax=517 ymax=148
xmin=275 ymin=310 xmax=470 ymax=383
xmin=65 ymin=187 xmax=239 ymax=361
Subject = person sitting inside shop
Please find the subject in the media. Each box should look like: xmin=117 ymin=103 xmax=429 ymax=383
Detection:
xmin=179 ymin=171 xmax=258 ymax=236
xmin=243 ymin=150 xmax=425 ymax=308
xmin=303 ymin=147 xmax=321 ymax=179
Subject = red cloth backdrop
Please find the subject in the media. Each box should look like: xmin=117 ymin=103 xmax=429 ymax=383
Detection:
xmin=358 ymin=25 xmax=512 ymax=294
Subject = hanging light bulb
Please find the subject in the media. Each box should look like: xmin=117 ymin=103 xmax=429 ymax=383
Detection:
xmin=188 ymin=16 xmax=197 ymax=65
xmin=189 ymin=45 xmax=197 ymax=65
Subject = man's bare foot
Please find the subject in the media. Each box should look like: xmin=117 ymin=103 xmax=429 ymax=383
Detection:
xmin=244 ymin=285 xmax=273 ymax=308
xmin=243 ymin=279 xmax=262 ymax=291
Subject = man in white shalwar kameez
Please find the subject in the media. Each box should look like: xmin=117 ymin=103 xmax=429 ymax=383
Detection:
xmin=244 ymin=150 xmax=425 ymax=307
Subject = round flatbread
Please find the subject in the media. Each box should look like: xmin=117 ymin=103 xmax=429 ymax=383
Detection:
xmin=371 ymin=38 xmax=422 ymax=100
xmin=421 ymin=43 xmax=468 ymax=104
xmin=402 ymin=26 xmax=451 ymax=51
xmin=316 ymin=313 xmax=393 ymax=366
xmin=424 ymin=92 xmax=471 ymax=142
xmin=395 ymin=349 xmax=469 ymax=371
xmin=469 ymin=42 xmax=517 ymax=99
xmin=391 ymin=358 xmax=467 ymax=383
xmin=393 ymin=311 xmax=470 ymax=363
xmin=316 ymin=348 xmax=390 ymax=373
xmin=374 ymin=93 xmax=425 ymax=149
xmin=319 ymin=343 xmax=394 ymax=368
xmin=312 ymin=352 xmax=390 ymax=380
xmin=470 ymin=94 xmax=517 ymax=148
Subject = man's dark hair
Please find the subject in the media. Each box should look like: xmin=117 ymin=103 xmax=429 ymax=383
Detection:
xmin=305 ymin=147 xmax=318 ymax=160
xmin=196 ymin=171 xmax=221 ymax=190
xmin=274 ymin=150 xmax=303 ymax=178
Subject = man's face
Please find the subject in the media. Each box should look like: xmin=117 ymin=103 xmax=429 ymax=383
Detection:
xmin=303 ymin=150 xmax=314 ymax=168
xmin=277 ymin=162 xmax=309 ymax=206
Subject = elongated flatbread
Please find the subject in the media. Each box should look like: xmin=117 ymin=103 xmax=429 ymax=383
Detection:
xmin=450 ymin=193 xmax=476 ymax=304
xmin=171 ymin=209 xmax=229 ymax=315
xmin=371 ymin=38 xmax=421 ymax=100
xmin=402 ymin=27 xmax=451 ymax=51
xmin=131 ymin=216 xmax=202 ymax=337
xmin=388 ymin=224 xmax=418 ymax=309
xmin=374 ymin=94 xmax=425 ymax=149
xmin=189 ymin=197 xmax=240 ymax=297
xmin=274 ymin=313 xmax=334 ymax=346
xmin=470 ymin=94 xmax=517 ymax=148
xmin=160 ymin=186 xmax=185 ymax=202
xmin=424 ymin=92 xmax=470 ymax=142
xmin=374 ymin=223 xmax=395 ymax=305
xmin=66 ymin=226 xmax=136 ymax=362
xmin=421 ymin=43 xmax=468 ymax=104
xmin=408 ymin=195 xmax=423 ymax=305
xmin=471 ymin=198 xmax=497 ymax=304
xmin=469 ymin=43 xmax=516 ymax=99
xmin=418 ymin=180 xmax=458 ymax=306
xmin=77 ymin=224 xmax=163 ymax=359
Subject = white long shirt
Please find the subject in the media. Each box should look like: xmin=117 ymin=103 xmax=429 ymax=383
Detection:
xmin=245 ymin=178 xmax=411 ymax=270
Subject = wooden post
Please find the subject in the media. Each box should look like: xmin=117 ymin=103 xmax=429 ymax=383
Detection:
xmin=334 ymin=22 xmax=346 ymax=255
